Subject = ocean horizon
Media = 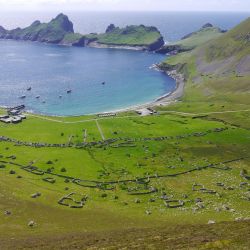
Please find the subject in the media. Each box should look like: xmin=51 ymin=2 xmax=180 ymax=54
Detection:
xmin=0 ymin=11 xmax=249 ymax=41
xmin=0 ymin=11 xmax=249 ymax=116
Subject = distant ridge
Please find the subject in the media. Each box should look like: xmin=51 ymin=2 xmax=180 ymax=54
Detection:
xmin=156 ymin=23 xmax=225 ymax=54
xmin=0 ymin=13 xmax=164 ymax=51
xmin=0 ymin=13 xmax=74 ymax=44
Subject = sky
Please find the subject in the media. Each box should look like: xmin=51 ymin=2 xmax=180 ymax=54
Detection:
xmin=0 ymin=0 xmax=250 ymax=12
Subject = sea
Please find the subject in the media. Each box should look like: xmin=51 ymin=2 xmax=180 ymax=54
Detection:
xmin=0 ymin=11 xmax=249 ymax=116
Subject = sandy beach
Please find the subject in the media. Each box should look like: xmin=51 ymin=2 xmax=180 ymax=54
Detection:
xmin=107 ymin=68 xmax=185 ymax=114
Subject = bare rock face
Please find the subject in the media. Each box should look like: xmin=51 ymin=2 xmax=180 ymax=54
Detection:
xmin=105 ymin=24 xmax=116 ymax=33
xmin=53 ymin=13 xmax=74 ymax=33
xmin=148 ymin=36 xmax=165 ymax=51
xmin=0 ymin=25 xmax=7 ymax=38
xmin=202 ymin=23 xmax=213 ymax=29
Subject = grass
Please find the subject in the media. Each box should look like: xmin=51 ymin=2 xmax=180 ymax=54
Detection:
xmin=0 ymin=17 xmax=250 ymax=249
xmin=0 ymin=111 xmax=249 ymax=243
xmin=94 ymin=25 xmax=162 ymax=46
xmin=171 ymin=27 xmax=223 ymax=50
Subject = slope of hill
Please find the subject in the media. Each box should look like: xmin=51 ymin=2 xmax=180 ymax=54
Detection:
xmin=0 ymin=14 xmax=74 ymax=44
xmin=85 ymin=24 xmax=164 ymax=51
xmin=159 ymin=17 xmax=250 ymax=110
xmin=200 ymin=17 xmax=250 ymax=77
xmin=157 ymin=23 xmax=225 ymax=54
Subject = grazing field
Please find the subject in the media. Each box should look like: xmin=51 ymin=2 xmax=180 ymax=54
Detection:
xmin=1 ymin=17 xmax=250 ymax=250
xmin=0 ymin=107 xmax=249 ymax=248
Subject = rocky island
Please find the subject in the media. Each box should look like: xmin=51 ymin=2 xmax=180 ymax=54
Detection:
xmin=0 ymin=13 xmax=164 ymax=51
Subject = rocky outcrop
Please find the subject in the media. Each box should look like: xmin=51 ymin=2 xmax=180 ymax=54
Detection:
xmin=0 ymin=25 xmax=6 ymax=38
xmin=105 ymin=24 xmax=116 ymax=33
xmin=202 ymin=23 xmax=213 ymax=29
xmin=0 ymin=14 xmax=164 ymax=51
xmin=148 ymin=36 xmax=164 ymax=51
xmin=0 ymin=13 xmax=74 ymax=44
xmin=156 ymin=44 xmax=190 ymax=55
xmin=91 ymin=24 xmax=164 ymax=51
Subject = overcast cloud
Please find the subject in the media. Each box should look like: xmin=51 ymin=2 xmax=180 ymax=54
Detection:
xmin=0 ymin=0 xmax=250 ymax=11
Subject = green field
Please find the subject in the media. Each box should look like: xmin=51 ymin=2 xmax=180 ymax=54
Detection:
xmin=0 ymin=17 xmax=250 ymax=249
xmin=0 ymin=107 xmax=249 ymax=248
xmin=95 ymin=25 xmax=162 ymax=46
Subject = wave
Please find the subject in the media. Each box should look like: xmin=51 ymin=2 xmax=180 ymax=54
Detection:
xmin=45 ymin=53 xmax=62 ymax=57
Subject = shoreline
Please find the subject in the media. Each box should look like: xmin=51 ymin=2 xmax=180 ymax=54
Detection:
xmin=0 ymin=69 xmax=184 ymax=118
xmin=87 ymin=41 xmax=148 ymax=51
xmin=0 ymin=69 xmax=185 ymax=118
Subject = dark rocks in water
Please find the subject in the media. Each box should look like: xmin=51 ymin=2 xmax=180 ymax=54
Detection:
xmin=148 ymin=36 xmax=165 ymax=51
xmin=105 ymin=24 xmax=116 ymax=33
xmin=72 ymin=36 xmax=97 ymax=47
xmin=156 ymin=44 xmax=190 ymax=55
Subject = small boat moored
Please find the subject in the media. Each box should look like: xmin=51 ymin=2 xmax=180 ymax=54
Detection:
xmin=19 ymin=95 xmax=26 ymax=99
xmin=27 ymin=87 xmax=32 ymax=91
xmin=35 ymin=95 xmax=40 ymax=99
xmin=66 ymin=89 xmax=72 ymax=94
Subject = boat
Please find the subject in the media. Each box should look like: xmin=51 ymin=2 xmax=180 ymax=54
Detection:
xmin=27 ymin=87 xmax=32 ymax=91
xmin=35 ymin=95 xmax=40 ymax=99
xmin=19 ymin=95 xmax=26 ymax=99
xmin=42 ymin=101 xmax=46 ymax=104
xmin=102 ymin=81 xmax=106 ymax=85
xmin=59 ymin=95 xmax=62 ymax=98
xmin=66 ymin=89 xmax=72 ymax=94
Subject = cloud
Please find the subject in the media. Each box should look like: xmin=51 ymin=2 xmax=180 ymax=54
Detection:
xmin=0 ymin=0 xmax=249 ymax=11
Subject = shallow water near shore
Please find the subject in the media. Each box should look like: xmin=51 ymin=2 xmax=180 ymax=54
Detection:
xmin=0 ymin=40 xmax=174 ymax=116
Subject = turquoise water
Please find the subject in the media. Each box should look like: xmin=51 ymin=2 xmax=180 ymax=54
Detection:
xmin=0 ymin=40 xmax=173 ymax=116
xmin=1 ymin=11 xmax=248 ymax=116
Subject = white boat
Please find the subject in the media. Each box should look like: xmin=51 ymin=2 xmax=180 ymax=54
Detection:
xmin=35 ymin=95 xmax=40 ymax=99
xmin=19 ymin=95 xmax=26 ymax=99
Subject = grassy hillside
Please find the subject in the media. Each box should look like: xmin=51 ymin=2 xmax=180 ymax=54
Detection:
xmin=0 ymin=106 xmax=249 ymax=248
xmin=95 ymin=25 xmax=163 ymax=46
xmin=173 ymin=26 xmax=224 ymax=50
xmin=0 ymin=16 xmax=164 ymax=50
xmin=0 ymin=13 xmax=74 ymax=44
xmin=0 ymin=17 xmax=249 ymax=249
xmin=159 ymin=17 xmax=250 ymax=115
xmin=157 ymin=24 xmax=224 ymax=54
xmin=205 ymin=18 xmax=250 ymax=62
